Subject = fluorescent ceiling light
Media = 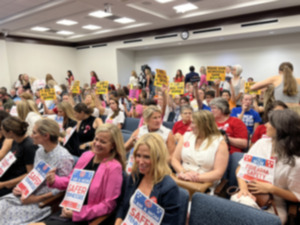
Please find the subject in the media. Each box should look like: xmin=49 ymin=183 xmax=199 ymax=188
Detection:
xmin=89 ymin=10 xmax=112 ymax=18
xmin=155 ymin=0 xmax=173 ymax=3
xmin=82 ymin=24 xmax=101 ymax=30
xmin=31 ymin=26 xmax=49 ymax=32
xmin=173 ymin=3 xmax=198 ymax=13
xmin=56 ymin=19 xmax=78 ymax=26
xmin=57 ymin=30 xmax=74 ymax=35
xmin=114 ymin=17 xmax=135 ymax=24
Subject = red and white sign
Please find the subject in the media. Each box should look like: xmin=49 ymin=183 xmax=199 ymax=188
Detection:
xmin=0 ymin=152 xmax=16 ymax=178
xmin=237 ymin=154 xmax=275 ymax=184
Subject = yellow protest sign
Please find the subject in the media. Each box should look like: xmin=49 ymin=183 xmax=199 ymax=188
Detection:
xmin=206 ymin=66 xmax=226 ymax=81
xmin=154 ymin=69 xmax=169 ymax=87
xmin=169 ymin=82 xmax=184 ymax=96
xmin=244 ymin=82 xmax=261 ymax=95
xmin=96 ymin=81 xmax=109 ymax=94
xmin=39 ymin=88 xmax=56 ymax=101
xmin=72 ymin=80 xmax=80 ymax=94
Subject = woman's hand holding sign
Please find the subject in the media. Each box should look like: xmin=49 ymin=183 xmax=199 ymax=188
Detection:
xmin=248 ymin=180 xmax=273 ymax=194
xmin=46 ymin=168 xmax=56 ymax=186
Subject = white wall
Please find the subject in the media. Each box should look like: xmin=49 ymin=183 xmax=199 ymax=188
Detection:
xmin=134 ymin=33 xmax=300 ymax=81
xmin=5 ymin=41 xmax=77 ymax=87
xmin=116 ymin=49 xmax=135 ymax=86
xmin=0 ymin=40 xmax=11 ymax=89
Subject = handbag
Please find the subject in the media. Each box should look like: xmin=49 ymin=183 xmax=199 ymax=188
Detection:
xmin=227 ymin=186 xmax=278 ymax=215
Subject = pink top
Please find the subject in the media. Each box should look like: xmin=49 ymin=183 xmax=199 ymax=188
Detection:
xmin=199 ymin=74 xmax=208 ymax=88
xmin=49 ymin=151 xmax=123 ymax=222
xmin=90 ymin=76 xmax=97 ymax=87
xmin=130 ymin=104 xmax=143 ymax=118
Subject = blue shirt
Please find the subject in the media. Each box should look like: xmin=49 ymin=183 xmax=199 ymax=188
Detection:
xmin=185 ymin=72 xmax=199 ymax=83
xmin=230 ymin=107 xmax=261 ymax=134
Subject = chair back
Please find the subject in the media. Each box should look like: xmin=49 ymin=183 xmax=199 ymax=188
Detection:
xmin=178 ymin=187 xmax=189 ymax=225
xmin=123 ymin=117 xmax=140 ymax=132
xmin=163 ymin=121 xmax=174 ymax=130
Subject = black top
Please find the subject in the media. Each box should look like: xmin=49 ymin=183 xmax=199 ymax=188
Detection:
xmin=77 ymin=116 xmax=96 ymax=145
xmin=64 ymin=118 xmax=77 ymax=130
xmin=0 ymin=136 xmax=38 ymax=182
xmin=63 ymin=118 xmax=80 ymax=156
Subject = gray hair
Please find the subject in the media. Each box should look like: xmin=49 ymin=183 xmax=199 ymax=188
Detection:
xmin=180 ymin=105 xmax=193 ymax=114
xmin=233 ymin=64 xmax=243 ymax=76
xmin=209 ymin=97 xmax=230 ymax=115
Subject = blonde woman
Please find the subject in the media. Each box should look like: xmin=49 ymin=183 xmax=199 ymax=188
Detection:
xmin=125 ymin=106 xmax=175 ymax=159
xmin=57 ymin=102 xmax=77 ymax=130
xmin=231 ymin=64 xmax=246 ymax=106
xmin=115 ymin=133 xmax=180 ymax=225
xmin=251 ymin=62 xmax=300 ymax=107
xmin=171 ymin=110 xmax=228 ymax=189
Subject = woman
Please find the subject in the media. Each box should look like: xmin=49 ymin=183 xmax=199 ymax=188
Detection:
xmin=83 ymin=94 xmax=99 ymax=118
xmin=128 ymin=70 xmax=139 ymax=88
xmin=90 ymin=71 xmax=99 ymax=88
xmin=32 ymin=124 xmax=125 ymax=225
xmin=115 ymin=133 xmax=180 ymax=225
xmin=57 ymin=102 xmax=77 ymax=130
xmin=174 ymin=69 xmax=184 ymax=83
xmin=0 ymin=116 xmax=36 ymax=197
xmin=66 ymin=70 xmax=74 ymax=87
xmin=231 ymin=64 xmax=245 ymax=106
xmin=171 ymin=110 xmax=228 ymax=189
xmin=251 ymin=62 xmax=300 ymax=107
xmin=210 ymin=97 xmax=248 ymax=154
xmin=172 ymin=105 xmax=192 ymax=142
xmin=74 ymin=103 xmax=103 ymax=153
xmin=125 ymin=106 xmax=175 ymax=159
xmin=17 ymin=100 xmax=42 ymax=135
xmin=0 ymin=118 xmax=74 ymax=224
xmin=0 ymin=110 xmax=13 ymax=161
xmin=199 ymin=66 xmax=208 ymax=89
xmin=231 ymin=109 xmax=300 ymax=224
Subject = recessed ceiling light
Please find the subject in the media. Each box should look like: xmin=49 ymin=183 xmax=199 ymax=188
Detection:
xmin=82 ymin=25 xmax=101 ymax=30
xmin=57 ymin=30 xmax=74 ymax=35
xmin=155 ymin=0 xmax=173 ymax=3
xmin=31 ymin=26 xmax=50 ymax=32
xmin=56 ymin=19 xmax=78 ymax=26
xmin=114 ymin=17 xmax=135 ymax=24
xmin=173 ymin=3 xmax=198 ymax=13
xmin=89 ymin=10 xmax=112 ymax=18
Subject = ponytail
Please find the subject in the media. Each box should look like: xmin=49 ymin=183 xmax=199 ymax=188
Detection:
xmin=283 ymin=66 xmax=298 ymax=96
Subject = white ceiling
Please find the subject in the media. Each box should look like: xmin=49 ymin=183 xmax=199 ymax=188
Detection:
xmin=0 ymin=0 xmax=300 ymax=44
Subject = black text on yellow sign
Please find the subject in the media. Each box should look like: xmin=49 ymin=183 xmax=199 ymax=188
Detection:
xmin=169 ymin=82 xmax=184 ymax=96
xmin=154 ymin=69 xmax=169 ymax=87
xmin=40 ymin=88 xmax=56 ymax=101
xmin=206 ymin=66 xmax=226 ymax=81
xmin=96 ymin=81 xmax=109 ymax=95
xmin=244 ymin=82 xmax=261 ymax=95
xmin=72 ymin=80 xmax=80 ymax=94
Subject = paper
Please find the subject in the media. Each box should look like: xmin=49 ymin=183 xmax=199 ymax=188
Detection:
xmin=206 ymin=66 xmax=226 ymax=81
xmin=96 ymin=81 xmax=109 ymax=94
xmin=0 ymin=152 xmax=17 ymax=178
xmin=169 ymin=82 xmax=184 ymax=96
xmin=154 ymin=69 xmax=168 ymax=87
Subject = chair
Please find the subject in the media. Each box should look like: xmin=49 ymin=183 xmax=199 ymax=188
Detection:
xmin=189 ymin=193 xmax=281 ymax=225
xmin=122 ymin=117 xmax=140 ymax=132
xmin=122 ymin=131 xmax=132 ymax=143
xmin=163 ymin=121 xmax=174 ymax=130
xmin=100 ymin=114 xmax=107 ymax=122
xmin=227 ymin=152 xmax=244 ymax=187
xmin=178 ymin=187 xmax=189 ymax=225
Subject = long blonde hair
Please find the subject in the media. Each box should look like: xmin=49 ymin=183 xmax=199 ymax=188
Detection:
xmin=16 ymin=100 xmax=40 ymax=121
xmin=57 ymin=102 xmax=77 ymax=124
xmin=132 ymin=133 xmax=171 ymax=184
xmin=192 ymin=110 xmax=221 ymax=150
xmin=279 ymin=62 xmax=297 ymax=96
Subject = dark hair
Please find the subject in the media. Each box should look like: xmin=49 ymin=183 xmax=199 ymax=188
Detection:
xmin=109 ymin=91 xmax=118 ymax=98
xmin=144 ymin=99 xmax=157 ymax=106
xmin=74 ymin=103 xmax=93 ymax=115
xmin=176 ymin=69 xmax=183 ymax=79
xmin=123 ymin=86 xmax=129 ymax=96
xmin=205 ymin=90 xmax=215 ymax=98
xmin=279 ymin=62 xmax=293 ymax=72
xmin=0 ymin=110 xmax=10 ymax=126
xmin=263 ymin=100 xmax=288 ymax=123
xmin=189 ymin=66 xmax=195 ymax=72
xmin=2 ymin=116 xmax=28 ymax=136
xmin=221 ymin=90 xmax=231 ymax=97
xmin=180 ymin=96 xmax=190 ymax=104
xmin=269 ymin=109 xmax=300 ymax=166
xmin=109 ymin=98 xmax=121 ymax=119
xmin=67 ymin=70 xmax=73 ymax=77
xmin=91 ymin=71 xmax=99 ymax=82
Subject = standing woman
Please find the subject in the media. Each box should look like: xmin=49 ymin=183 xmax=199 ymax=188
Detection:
xmin=199 ymin=66 xmax=208 ymax=89
xmin=232 ymin=109 xmax=300 ymax=224
xmin=251 ymin=62 xmax=300 ymax=107
xmin=0 ymin=116 xmax=38 ymax=197
xmin=174 ymin=69 xmax=184 ymax=83
xmin=231 ymin=64 xmax=246 ymax=107
xmin=66 ymin=70 xmax=74 ymax=87
xmin=0 ymin=118 xmax=74 ymax=224
xmin=115 ymin=133 xmax=180 ymax=225
xmin=74 ymin=103 xmax=103 ymax=153
xmin=90 ymin=71 xmax=100 ymax=88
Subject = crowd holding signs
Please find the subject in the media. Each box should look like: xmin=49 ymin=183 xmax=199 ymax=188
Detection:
xmin=96 ymin=81 xmax=109 ymax=95
xmin=39 ymin=88 xmax=56 ymax=101
xmin=206 ymin=66 xmax=226 ymax=81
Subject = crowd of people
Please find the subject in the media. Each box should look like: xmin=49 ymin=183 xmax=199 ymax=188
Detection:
xmin=0 ymin=62 xmax=299 ymax=224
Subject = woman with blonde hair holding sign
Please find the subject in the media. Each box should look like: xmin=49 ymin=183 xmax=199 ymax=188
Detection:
xmin=115 ymin=133 xmax=180 ymax=225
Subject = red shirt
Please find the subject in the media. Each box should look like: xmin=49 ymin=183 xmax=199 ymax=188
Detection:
xmin=216 ymin=117 xmax=248 ymax=154
xmin=172 ymin=120 xmax=191 ymax=135
xmin=174 ymin=77 xmax=184 ymax=83
xmin=183 ymin=92 xmax=194 ymax=101
xmin=251 ymin=124 xmax=266 ymax=144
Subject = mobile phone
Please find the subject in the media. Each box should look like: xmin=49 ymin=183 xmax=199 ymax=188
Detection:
xmin=225 ymin=76 xmax=232 ymax=82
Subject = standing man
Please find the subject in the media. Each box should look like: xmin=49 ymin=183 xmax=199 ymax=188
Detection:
xmin=185 ymin=66 xmax=199 ymax=84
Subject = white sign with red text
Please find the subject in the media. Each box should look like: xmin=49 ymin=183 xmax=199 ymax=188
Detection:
xmin=63 ymin=126 xmax=77 ymax=146
xmin=17 ymin=160 xmax=51 ymax=198
xmin=122 ymin=189 xmax=165 ymax=225
xmin=125 ymin=148 xmax=134 ymax=175
xmin=60 ymin=169 xmax=94 ymax=212
xmin=0 ymin=152 xmax=16 ymax=178
xmin=237 ymin=154 xmax=275 ymax=184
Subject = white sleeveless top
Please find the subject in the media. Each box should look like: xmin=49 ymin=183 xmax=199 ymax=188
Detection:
xmin=138 ymin=125 xmax=170 ymax=142
xmin=181 ymin=132 xmax=223 ymax=174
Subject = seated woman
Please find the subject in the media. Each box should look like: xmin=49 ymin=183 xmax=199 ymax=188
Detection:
xmin=32 ymin=124 xmax=125 ymax=225
xmin=74 ymin=103 xmax=103 ymax=154
xmin=115 ymin=133 xmax=180 ymax=225
xmin=0 ymin=118 xmax=74 ymax=224
xmin=171 ymin=110 xmax=229 ymax=193
xmin=209 ymin=97 xmax=248 ymax=154
xmin=231 ymin=109 xmax=300 ymax=224
xmin=172 ymin=105 xmax=193 ymax=142
xmin=125 ymin=106 xmax=175 ymax=159
xmin=0 ymin=116 xmax=38 ymax=197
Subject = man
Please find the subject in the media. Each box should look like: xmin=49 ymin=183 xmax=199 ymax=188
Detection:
xmin=231 ymin=94 xmax=261 ymax=135
xmin=185 ymin=66 xmax=199 ymax=84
